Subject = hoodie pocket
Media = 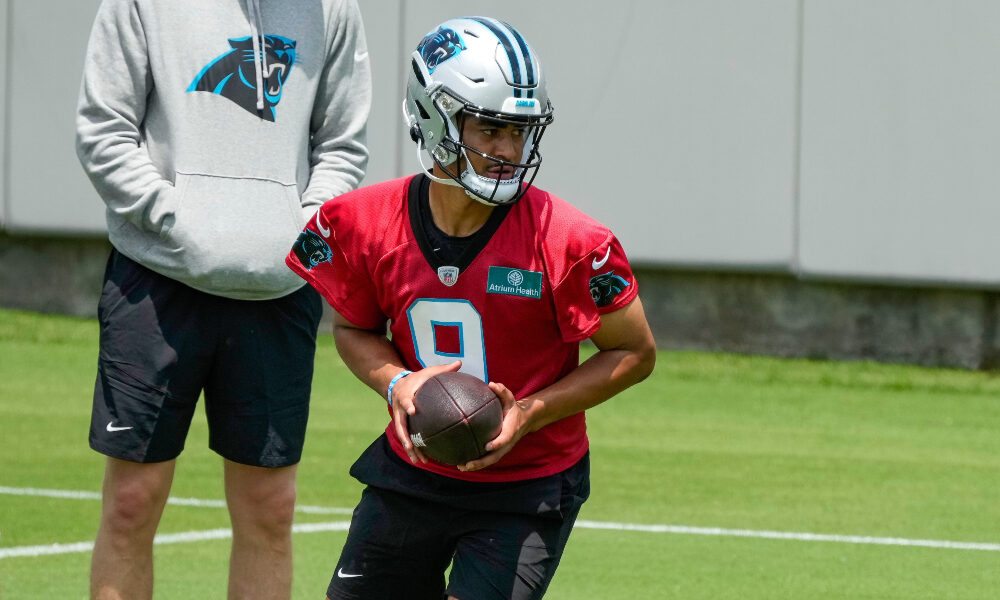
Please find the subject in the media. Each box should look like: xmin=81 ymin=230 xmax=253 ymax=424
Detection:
xmin=158 ymin=173 xmax=306 ymax=297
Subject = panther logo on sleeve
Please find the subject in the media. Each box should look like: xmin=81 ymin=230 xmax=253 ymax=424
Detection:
xmin=589 ymin=271 xmax=631 ymax=307
xmin=188 ymin=35 xmax=297 ymax=121
xmin=292 ymin=229 xmax=333 ymax=270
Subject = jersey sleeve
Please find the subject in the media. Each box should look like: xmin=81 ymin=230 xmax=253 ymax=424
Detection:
xmin=550 ymin=231 xmax=639 ymax=343
xmin=285 ymin=202 xmax=386 ymax=330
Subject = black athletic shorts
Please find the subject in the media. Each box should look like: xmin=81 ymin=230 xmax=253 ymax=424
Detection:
xmin=327 ymin=435 xmax=591 ymax=600
xmin=89 ymin=248 xmax=322 ymax=466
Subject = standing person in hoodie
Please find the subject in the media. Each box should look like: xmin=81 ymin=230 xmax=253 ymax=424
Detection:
xmin=75 ymin=0 xmax=370 ymax=598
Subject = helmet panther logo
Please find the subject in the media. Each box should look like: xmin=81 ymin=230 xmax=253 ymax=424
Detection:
xmin=292 ymin=229 xmax=333 ymax=270
xmin=589 ymin=271 xmax=631 ymax=308
xmin=188 ymin=35 xmax=297 ymax=121
xmin=417 ymin=26 xmax=466 ymax=73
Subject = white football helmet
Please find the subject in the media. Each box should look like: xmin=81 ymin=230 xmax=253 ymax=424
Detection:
xmin=403 ymin=17 xmax=553 ymax=205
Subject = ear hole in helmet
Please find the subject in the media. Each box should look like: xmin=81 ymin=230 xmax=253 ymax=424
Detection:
xmin=415 ymin=100 xmax=431 ymax=120
xmin=411 ymin=59 xmax=426 ymax=87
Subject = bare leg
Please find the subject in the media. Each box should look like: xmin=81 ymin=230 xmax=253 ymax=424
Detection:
xmin=90 ymin=457 xmax=176 ymax=600
xmin=224 ymin=460 xmax=298 ymax=600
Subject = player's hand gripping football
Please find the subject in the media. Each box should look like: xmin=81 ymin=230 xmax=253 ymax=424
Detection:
xmin=389 ymin=360 xmax=462 ymax=464
xmin=457 ymin=381 xmax=526 ymax=472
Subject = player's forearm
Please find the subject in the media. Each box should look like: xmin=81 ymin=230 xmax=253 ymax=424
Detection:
xmin=331 ymin=321 xmax=405 ymax=400
xmin=518 ymin=297 xmax=656 ymax=433
xmin=519 ymin=345 xmax=655 ymax=433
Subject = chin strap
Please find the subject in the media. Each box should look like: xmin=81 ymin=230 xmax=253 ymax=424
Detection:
xmin=413 ymin=143 xmax=462 ymax=187
xmin=413 ymin=141 xmax=523 ymax=207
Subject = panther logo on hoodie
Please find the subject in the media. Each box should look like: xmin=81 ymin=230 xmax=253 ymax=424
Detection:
xmin=188 ymin=35 xmax=297 ymax=121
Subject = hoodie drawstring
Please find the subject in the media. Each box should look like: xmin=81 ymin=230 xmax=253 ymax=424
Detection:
xmin=246 ymin=0 xmax=267 ymax=114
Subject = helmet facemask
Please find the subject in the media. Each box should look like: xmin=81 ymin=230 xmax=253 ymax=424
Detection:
xmin=431 ymin=101 xmax=551 ymax=206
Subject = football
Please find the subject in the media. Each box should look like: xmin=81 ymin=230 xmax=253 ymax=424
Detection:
xmin=408 ymin=372 xmax=503 ymax=465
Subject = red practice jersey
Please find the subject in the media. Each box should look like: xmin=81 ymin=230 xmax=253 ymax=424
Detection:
xmin=286 ymin=175 xmax=639 ymax=482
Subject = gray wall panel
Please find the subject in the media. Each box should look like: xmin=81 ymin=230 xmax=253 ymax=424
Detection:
xmin=387 ymin=0 xmax=800 ymax=268
xmin=6 ymin=0 xmax=403 ymax=234
xmin=358 ymin=0 xmax=403 ymax=188
xmin=0 ymin=0 xmax=9 ymax=226
xmin=6 ymin=0 xmax=105 ymax=234
xmin=2 ymin=0 xmax=803 ymax=271
xmin=549 ymin=0 xmax=800 ymax=268
xmin=7 ymin=0 xmax=1000 ymax=290
xmin=798 ymin=0 xmax=1000 ymax=286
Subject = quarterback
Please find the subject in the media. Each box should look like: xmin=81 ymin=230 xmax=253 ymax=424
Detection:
xmin=287 ymin=16 xmax=656 ymax=600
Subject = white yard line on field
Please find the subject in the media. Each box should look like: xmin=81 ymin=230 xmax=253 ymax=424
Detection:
xmin=0 ymin=522 xmax=353 ymax=559
xmin=573 ymin=521 xmax=1000 ymax=552
xmin=0 ymin=486 xmax=353 ymax=514
xmin=2 ymin=486 xmax=1000 ymax=560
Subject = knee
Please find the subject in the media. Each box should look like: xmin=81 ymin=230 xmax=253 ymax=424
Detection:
xmin=259 ymin=483 xmax=297 ymax=529
xmin=232 ymin=479 xmax=297 ymax=534
xmin=102 ymin=480 xmax=166 ymax=537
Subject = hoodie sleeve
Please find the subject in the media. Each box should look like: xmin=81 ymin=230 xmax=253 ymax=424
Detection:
xmin=75 ymin=0 xmax=178 ymax=236
xmin=300 ymin=0 xmax=372 ymax=217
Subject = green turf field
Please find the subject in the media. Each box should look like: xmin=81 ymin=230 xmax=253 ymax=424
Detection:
xmin=1 ymin=308 xmax=999 ymax=599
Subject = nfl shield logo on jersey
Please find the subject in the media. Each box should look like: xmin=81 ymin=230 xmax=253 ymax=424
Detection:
xmin=438 ymin=266 xmax=460 ymax=286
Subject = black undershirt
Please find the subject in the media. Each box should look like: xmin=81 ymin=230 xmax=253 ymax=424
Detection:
xmin=408 ymin=173 xmax=513 ymax=273
xmin=418 ymin=187 xmax=476 ymax=266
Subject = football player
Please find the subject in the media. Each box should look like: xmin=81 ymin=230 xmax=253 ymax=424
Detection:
xmin=287 ymin=16 xmax=656 ymax=600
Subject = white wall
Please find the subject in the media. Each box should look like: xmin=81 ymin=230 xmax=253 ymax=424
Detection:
xmin=357 ymin=0 xmax=404 ymax=188
xmin=798 ymin=0 xmax=1000 ymax=287
xmin=0 ymin=0 xmax=8 ymax=227
xmin=387 ymin=1 xmax=801 ymax=270
xmin=4 ymin=0 xmax=105 ymax=233
xmin=2 ymin=0 xmax=999 ymax=289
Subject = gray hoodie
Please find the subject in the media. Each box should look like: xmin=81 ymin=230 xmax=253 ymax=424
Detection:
xmin=76 ymin=0 xmax=371 ymax=299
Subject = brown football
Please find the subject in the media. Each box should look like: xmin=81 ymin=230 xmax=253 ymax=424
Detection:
xmin=408 ymin=372 xmax=502 ymax=465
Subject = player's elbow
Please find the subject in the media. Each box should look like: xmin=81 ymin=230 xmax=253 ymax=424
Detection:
xmin=615 ymin=336 xmax=656 ymax=389
xmin=631 ymin=338 xmax=657 ymax=384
